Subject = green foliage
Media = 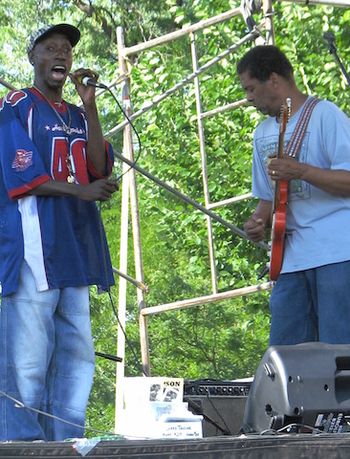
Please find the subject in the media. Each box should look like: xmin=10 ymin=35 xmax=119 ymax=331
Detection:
xmin=1 ymin=0 xmax=349 ymax=435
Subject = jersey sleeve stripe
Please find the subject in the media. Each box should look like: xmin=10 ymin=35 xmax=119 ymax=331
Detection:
xmin=8 ymin=175 xmax=51 ymax=199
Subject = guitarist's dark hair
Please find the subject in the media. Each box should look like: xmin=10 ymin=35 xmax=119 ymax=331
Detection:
xmin=237 ymin=45 xmax=294 ymax=82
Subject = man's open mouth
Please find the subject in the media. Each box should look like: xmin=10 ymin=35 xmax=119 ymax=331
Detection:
xmin=51 ymin=65 xmax=67 ymax=80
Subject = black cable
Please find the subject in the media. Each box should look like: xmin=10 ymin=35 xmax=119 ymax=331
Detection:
xmin=98 ymin=82 xmax=142 ymax=182
xmin=95 ymin=351 xmax=122 ymax=363
xmin=96 ymin=202 xmax=147 ymax=377
xmin=108 ymin=287 xmax=147 ymax=376
xmin=93 ymin=83 xmax=146 ymax=376
xmin=0 ymin=390 xmax=117 ymax=437
xmin=323 ymin=31 xmax=350 ymax=88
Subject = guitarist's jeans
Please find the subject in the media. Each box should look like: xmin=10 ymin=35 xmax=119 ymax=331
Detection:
xmin=269 ymin=260 xmax=350 ymax=345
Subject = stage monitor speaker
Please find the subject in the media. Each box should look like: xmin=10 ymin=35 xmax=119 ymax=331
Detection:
xmin=242 ymin=342 xmax=350 ymax=434
xmin=184 ymin=379 xmax=251 ymax=436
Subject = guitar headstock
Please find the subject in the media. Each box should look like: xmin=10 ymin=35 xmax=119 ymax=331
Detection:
xmin=279 ymin=98 xmax=292 ymax=134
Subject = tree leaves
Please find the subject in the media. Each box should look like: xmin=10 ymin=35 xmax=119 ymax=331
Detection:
xmin=1 ymin=0 xmax=349 ymax=434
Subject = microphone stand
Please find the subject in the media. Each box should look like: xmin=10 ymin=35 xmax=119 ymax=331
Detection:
xmin=324 ymin=33 xmax=350 ymax=87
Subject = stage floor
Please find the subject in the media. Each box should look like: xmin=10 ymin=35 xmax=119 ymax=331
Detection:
xmin=2 ymin=433 xmax=350 ymax=458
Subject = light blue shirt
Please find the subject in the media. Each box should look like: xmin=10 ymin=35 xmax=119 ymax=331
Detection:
xmin=252 ymin=98 xmax=350 ymax=273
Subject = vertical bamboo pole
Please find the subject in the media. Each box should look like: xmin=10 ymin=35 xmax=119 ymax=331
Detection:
xmin=114 ymin=26 xmax=131 ymax=433
xmin=124 ymin=79 xmax=150 ymax=377
xmin=190 ymin=32 xmax=218 ymax=294
xmin=263 ymin=0 xmax=275 ymax=45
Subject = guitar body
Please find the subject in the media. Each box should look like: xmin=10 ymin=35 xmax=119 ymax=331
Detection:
xmin=269 ymin=181 xmax=288 ymax=281
xmin=268 ymin=99 xmax=291 ymax=281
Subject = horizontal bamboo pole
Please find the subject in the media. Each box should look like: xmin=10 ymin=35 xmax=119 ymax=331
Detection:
xmin=141 ymin=282 xmax=273 ymax=316
xmin=122 ymin=8 xmax=241 ymax=57
xmin=106 ymin=29 xmax=260 ymax=136
xmin=278 ymin=0 xmax=350 ymax=6
xmin=207 ymin=193 xmax=253 ymax=210
xmin=201 ymin=98 xmax=248 ymax=119
xmin=114 ymin=150 xmax=269 ymax=251
xmin=112 ymin=267 xmax=149 ymax=292
xmin=0 ymin=77 xmax=16 ymax=90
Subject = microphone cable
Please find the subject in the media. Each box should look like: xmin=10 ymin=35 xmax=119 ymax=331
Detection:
xmin=80 ymin=76 xmax=142 ymax=182
xmin=92 ymin=76 xmax=147 ymax=376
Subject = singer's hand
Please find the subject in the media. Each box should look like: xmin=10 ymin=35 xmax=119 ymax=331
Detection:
xmin=69 ymin=68 xmax=99 ymax=105
xmin=77 ymin=178 xmax=119 ymax=202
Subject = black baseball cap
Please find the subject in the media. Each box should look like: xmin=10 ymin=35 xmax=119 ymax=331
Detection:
xmin=27 ymin=23 xmax=80 ymax=53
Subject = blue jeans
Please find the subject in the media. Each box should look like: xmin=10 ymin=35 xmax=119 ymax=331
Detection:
xmin=269 ymin=261 xmax=350 ymax=345
xmin=0 ymin=262 xmax=95 ymax=441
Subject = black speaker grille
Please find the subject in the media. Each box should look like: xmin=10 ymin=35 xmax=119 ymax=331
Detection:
xmin=184 ymin=379 xmax=251 ymax=397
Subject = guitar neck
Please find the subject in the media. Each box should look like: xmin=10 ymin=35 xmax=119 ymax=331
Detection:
xmin=277 ymin=130 xmax=285 ymax=159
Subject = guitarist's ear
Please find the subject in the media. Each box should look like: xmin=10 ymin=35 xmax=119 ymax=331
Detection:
xmin=269 ymin=72 xmax=280 ymax=88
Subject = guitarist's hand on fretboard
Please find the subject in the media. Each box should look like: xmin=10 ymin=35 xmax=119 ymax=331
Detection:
xmin=268 ymin=156 xmax=302 ymax=181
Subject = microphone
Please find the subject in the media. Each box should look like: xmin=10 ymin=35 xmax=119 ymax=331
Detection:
xmin=77 ymin=74 xmax=107 ymax=89
xmin=323 ymin=31 xmax=335 ymax=44
xmin=323 ymin=31 xmax=336 ymax=54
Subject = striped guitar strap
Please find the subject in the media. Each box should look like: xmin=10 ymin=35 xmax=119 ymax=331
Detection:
xmin=285 ymin=96 xmax=320 ymax=159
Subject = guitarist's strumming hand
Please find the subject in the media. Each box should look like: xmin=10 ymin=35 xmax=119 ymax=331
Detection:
xmin=244 ymin=215 xmax=266 ymax=242
xmin=244 ymin=200 xmax=272 ymax=242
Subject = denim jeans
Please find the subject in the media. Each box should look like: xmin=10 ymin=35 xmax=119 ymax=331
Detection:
xmin=0 ymin=262 xmax=95 ymax=441
xmin=269 ymin=261 xmax=350 ymax=345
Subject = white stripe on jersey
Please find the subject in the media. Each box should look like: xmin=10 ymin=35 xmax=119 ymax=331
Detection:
xmin=20 ymin=108 xmax=48 ymax=291
xmin=28 ymin=106 xmax=33 ymax=140
xmin=18 ymin=196 xmax=49 ymax=292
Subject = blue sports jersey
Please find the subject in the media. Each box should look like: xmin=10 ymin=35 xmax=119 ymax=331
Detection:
xmin=0 ymin=87 xmax=115 ymax=296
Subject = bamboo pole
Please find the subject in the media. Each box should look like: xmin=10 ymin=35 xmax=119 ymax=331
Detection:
xmin=126 ymin=107 xmax=150 ymax=375
xmin=117 ymin=27 xmax=150 ymax=378
xmin=114 ymin=27 xmax=131 ymax=434
xmin=141 ymin=282 xmax=273 ymax=316
xmin=112 ymin=267 xmax=148 ymax=292
xmin=207 ymin=193 xmax=253 ymax=210
xmin=0 ymin=77 xmax=15 ymax=90
xmin=113 ymin=150 xmax=269 ymax=251
xmin=106 ymin=28 xmax=260 ymax=137
xmin=201 ymin=99 xmax=248 ymax=119
xmin=279 ymin=0 xmax=350 ymax=6
xmin=263 ymin=0 xmax=275 ymax=45
xmin=122 ymin=8 xmax=241 ymax=57
xmin=190 ymin=32 xmax=218 ymax=294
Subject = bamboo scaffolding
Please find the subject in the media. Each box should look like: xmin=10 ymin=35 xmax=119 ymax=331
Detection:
xmin=117 ymin=26 xmax=150 ymax=385
xmin=122 ymin=8 xmax=242 ymax=57
xmin=116 ymin=0 xmax=350 ymax=435
xmin=141 ymin=282 xmax=274 ymax=316
xmin=201 ymin=98 xmax=248 ymax=119
xmin=106 ymin=28 xmax=261 ymax=137
xmin=114 ymin=27 xmax=132 ymax=434
xmin=264 ymin=0 xmax=275 ymax=45
xmin=0 ymin=77 xmax=15 ymax=90
xmin=113 ymin=150 xmax=269 ymax=251
xmin=207 ymin=193 xmax=253 ymax=210
xmin=112 ymin=267 xmax=148 ymax=292
xmin=279 ymin=0 xmax=350 ymax=6
xmin=190 ymin=32 xmax=218 ymax=294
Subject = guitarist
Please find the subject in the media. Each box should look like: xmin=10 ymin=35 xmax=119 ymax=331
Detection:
xmin=237 ymin=45 xmax=350 ymax=346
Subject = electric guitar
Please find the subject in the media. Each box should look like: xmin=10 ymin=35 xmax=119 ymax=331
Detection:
xmin=269 ymin=98 xmax=291 ymax=281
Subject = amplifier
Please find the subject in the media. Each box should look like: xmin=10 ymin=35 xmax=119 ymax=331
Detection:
xmin=184 ymin=379 xmax=251 ymax=437
xmin=184 ymin=379 xmax=251 ymax=397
